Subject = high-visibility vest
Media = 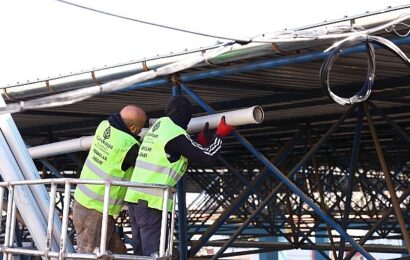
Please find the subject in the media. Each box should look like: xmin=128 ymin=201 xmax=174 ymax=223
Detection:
xmin=74 ymin=120 xmax=139 ymax=215
xmin=125 ymin=117 xmax=188 ymax=211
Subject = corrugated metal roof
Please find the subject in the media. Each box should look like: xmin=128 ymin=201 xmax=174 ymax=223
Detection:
xmin=4 ymin=6 xmax=410 ymax=173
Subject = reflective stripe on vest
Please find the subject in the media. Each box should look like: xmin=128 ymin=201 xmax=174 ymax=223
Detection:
xmin=84 ymin=159 xmax=123 ymax=182
xmin=126 ymin=187 xmax=173 ymax=212
xmin=127 ymin=186 xmax=164 ymax=197
xmin=135 ymin=160 xmax=181 ymax=183
xmin=77 ymin=184 xmax=124 ymax=205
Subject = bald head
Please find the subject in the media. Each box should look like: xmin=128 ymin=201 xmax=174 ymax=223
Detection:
xmin=120 ymin=105 xmax=146 ymax=135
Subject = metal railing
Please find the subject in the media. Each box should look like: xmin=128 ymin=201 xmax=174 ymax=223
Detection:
xmin=0 ymin=178 xmax=176 ymax=260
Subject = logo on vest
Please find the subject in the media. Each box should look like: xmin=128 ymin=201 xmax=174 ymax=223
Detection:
xmin=152 ymin=121 xmax=161 ymax=132
xmin=103 ymin=126 xmax=111 ymax=140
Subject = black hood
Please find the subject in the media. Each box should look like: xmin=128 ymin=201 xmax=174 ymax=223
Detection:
xmin=165 ymin=95 xmax=192 ymax=129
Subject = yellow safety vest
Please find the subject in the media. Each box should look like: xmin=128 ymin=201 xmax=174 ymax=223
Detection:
xmin=74 ymin=120 xmax=139 ymax=215
xmin=125 ymin=117 xmax=188 ymax=211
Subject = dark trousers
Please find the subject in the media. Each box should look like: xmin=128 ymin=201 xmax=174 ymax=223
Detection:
xmin=127 ymin=202 xmax=162 ymax=256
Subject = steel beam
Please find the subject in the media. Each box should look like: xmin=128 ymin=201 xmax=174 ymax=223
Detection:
xmin=181 ymin=84 xmax=374 ymax=259
xmin=338 ymin=106 xmax=363 ymax=259
xmin=363 ymin=102 xmax=410 ymax=253
xmin=172 ymin=85 xmax=188 ymax=260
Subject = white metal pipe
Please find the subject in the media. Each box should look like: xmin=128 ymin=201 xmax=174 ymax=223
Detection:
xmin=150 ymin=106 xmax=264 ymax=132
xmin=99 ymin=183 xmax=111 ymax=255
xmin=28 ymin=106 xmax=264 ymax=159
xmin=188 ymin=105 xmax=263 ymax=132
xmin=8 ymin=199 xmax=17 ymax=260
xmin=0 ymin=187 xmax=4 ymax=234
xmin=2 ymin=247 xmax=161 ymax=259
xmin=159 ymin=188 xmax=170 ymax=257
xmin=9 ymin=199 xmax=17 ymax=249
xmin=59 ymin=181 xmax=71 ymax=257
xmin=0 ymin=178 xmax=175 ymax=192
xmin=168 ymin=192 xmax=177 ymax=256
xmin=29 ymin=136 xmax=93 ymax=159
xmin=3 ymin=186 xmax=14 ymax=260
xmin=46 ymin=183 xmax=57 ymax=251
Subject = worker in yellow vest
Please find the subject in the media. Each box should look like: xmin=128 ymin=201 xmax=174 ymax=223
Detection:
xmin=73 ymin=105 xmax=146 ymax=256
xmin=125 ymin=95 xmax=234 ymax=256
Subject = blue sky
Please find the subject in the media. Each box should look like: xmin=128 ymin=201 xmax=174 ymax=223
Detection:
xmin=0 ymin=0 xmax=409 ymax=86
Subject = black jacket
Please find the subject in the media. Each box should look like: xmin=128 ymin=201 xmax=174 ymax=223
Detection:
xmin=164 ymin=95 xmax=222 ymax=166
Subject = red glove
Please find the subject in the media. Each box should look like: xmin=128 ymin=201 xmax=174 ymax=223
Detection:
xmin=216 ymin=116 xmax=235 ymax=137
xmin=197 ymin=122 xmax=210 ymax=146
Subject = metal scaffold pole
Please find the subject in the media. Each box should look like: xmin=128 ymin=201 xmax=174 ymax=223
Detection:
xmin=0 ymin=95 xmax=74 ymax=253
xmin=363 ymin=102 xmax=410 ymax=253
xmin=172 ymin=84 xmax=188 ymax=260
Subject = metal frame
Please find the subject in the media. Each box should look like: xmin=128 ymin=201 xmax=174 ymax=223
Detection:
xmin=0 ymin=178 xmax=176 ymax=260
xmin=181 ymin=85 xmax=375 ymax=259
xmin=177 ymin=98 xmax=409 ymax=259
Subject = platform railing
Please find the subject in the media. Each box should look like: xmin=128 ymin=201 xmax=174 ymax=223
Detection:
xmin=0 ymin=178 xmax=176 ymax=260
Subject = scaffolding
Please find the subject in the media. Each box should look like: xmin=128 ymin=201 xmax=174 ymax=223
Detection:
xmin=0 ymin=178 xmax=176 ymax=260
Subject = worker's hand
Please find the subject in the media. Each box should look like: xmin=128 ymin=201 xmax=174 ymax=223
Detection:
xmin=216 ymin=116 xmax=235 ymax=137
xmin=197 ymin=122 xmax=210 ymax=146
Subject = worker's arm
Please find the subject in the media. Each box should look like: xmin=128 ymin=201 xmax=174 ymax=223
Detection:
xmin=165 ymin=134 xmax=222 ymax=167
xmin=121 ymin=143 xmax=140 ymax=171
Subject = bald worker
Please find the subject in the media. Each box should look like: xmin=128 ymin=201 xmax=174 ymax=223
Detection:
xmin=73 ymin=105 xmax=146 ymax=257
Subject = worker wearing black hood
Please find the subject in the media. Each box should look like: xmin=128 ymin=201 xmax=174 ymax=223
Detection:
xmin=163 ymin=94 xmax=222 ymax=165
xmin=125 ymin=95 xmax=234 ymax=257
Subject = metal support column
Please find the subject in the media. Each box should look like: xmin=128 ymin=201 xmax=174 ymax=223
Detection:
xmin=309 ymin=129 xmax=337 ymax=259
xmin=338 ymin=106 xmax=363 ymax=259
xmin=259 ymin=236 xmax=279 ymax=260
xmin=363 ymin=102 xmax=410 ymax=253
xmin=315 ymin=229 xmax=328 ymax=260
xmin=172 ymin=85 xmax=187 ymax=260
